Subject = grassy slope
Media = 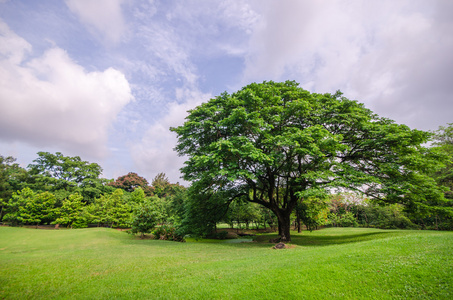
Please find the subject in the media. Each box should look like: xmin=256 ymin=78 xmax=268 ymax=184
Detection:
xmin=0 ymin=227 xmax=451 ymax=299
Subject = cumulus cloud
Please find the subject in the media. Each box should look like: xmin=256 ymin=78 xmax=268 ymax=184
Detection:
xmin=65 ymin=0 xmax=126 ymax=44
xmin=131 ymin=88 xmax=211 ymax=184
xmin=244 ymin=0 xmax=453 ymax=130
xmin=0 ymin=22 xmax=133 ymax=158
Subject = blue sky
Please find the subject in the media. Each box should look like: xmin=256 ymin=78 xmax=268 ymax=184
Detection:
xmin=1 ymin=0 xmax=452 ymax=184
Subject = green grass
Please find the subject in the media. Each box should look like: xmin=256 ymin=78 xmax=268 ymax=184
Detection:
xmin=1 ymin=227 xmax=452 ymax=299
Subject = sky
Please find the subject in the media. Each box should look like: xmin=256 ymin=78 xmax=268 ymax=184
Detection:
xmin=0 ymin=0 xmax=452 ymax=185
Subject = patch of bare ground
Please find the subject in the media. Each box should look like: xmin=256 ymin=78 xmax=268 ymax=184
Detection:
xmin=272 ymin=243 xmax=297 ymax=249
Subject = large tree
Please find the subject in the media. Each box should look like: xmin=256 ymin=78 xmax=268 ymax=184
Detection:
xmin=27 ymin=152 xmax=109 ymax=202
xmin=171 ymin=81 xmax=446 ymax=241
xmin=28 ymin=152 xmax=102 ymax=186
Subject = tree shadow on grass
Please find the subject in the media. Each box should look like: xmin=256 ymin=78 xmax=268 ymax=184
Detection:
xmin=254 ymin=230 xmax=400 ymax=247
xmin=125 ymin=229 xmax=403 ymax=249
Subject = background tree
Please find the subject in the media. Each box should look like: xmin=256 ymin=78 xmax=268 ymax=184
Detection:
xmin=165 ymin=184 xmax=188 ymax=225
xmin=431 ymin=123 xmax=453 ymax=199
xmin=177 ymin=187 xmax=234 ymax=238
xmin=129 ymin=187 xmax=147 ymax=206
xmin=172 ymin=80 xmax=446 ymax=241
xmin=226 ymin=199 xmax=261 ymax=230
xmin=109 ymin=172 xmax=154 ymax=196
xmin=152 ymin=173 xmax=170 ymax=197
xmin=28 ymin=152 xmax=102 ymax=187
xmin=3 ymin=188 xmax=56 ymax=227
xmin=295 ymin=197 xmax=329 ymax=232
xmin=0 ymin=155 xmax=27 ymax=221
xmin=130 ymin=200 xmax=157 ymax=238
xmin=27 ymin=152 xmax=107 ymax=203
xmin=54 ymin=193 xmax=86 ymax=228
xmin=90 ymin=189 xmax=131 ymax=228
xmin=417 ymin=123 xmax=453 ymax=229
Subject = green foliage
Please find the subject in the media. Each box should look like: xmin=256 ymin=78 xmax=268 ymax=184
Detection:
xmin=420 ymin=123 xmax=453 ymax=229
xmin=296 ymin=197 xmax=329 ymax=231
xmin=109 ymin=172 xmax=154 ymax=196
xmin=149 ymin=195 xmax=170 ymax=224
xmin=54 ymin=193 xmax=87 ymax=228
xmin=26 ymin=152 xmax=110 ymax=203
xmin=328 ymin=211 xmax=358 ymax=227
xmin=362 ymin=203 xmax=418 ymax=229
xmin=28 ymin=151 xmax=102 ymax=187
xmin=177 ymin=184 xmax=236 ymax=238
xmin=165 ymin=184 xmax=188 ymax=225
xmin=226 ymin=199 xmax=261 ymax=229
xmin=89 ymin=189 xmax=131 ymax=227
xmin=153 ymin=225 xmax=185 ymax=242
xmin=172 ymin=81 xmax=444 ymax=240
xmin=152 ymin=172 xmax=169 ymax=197
xmin=0 ymin=155 xmax=27 ymax=221
xmin=3 ymin=187 xmax=56 ymax=227
xmin=130 ymin=201 xmax=157 ymax=238
xmin=1 ymin=153 xmax=189 ymax=228
xmin=128 ymin=186 xmax=147 ymax=206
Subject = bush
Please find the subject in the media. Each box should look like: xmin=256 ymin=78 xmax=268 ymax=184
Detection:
xmin=130 ymin=204 xmax=156 ymax=238
xmin=153 ymin=225 xmax=185 ymax=242
xmin=363 ymin=204 xmax=418 ymax=229
xmin=328 ymin=211 xmax=358 ymax=227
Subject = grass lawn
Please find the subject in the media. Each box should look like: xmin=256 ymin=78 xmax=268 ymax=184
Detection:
xmin=0 ymin=226 xmax=452 ymax=299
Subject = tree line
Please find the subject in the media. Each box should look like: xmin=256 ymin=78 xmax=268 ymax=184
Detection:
xmin=0 ymin=152 xmax=188 ymax=239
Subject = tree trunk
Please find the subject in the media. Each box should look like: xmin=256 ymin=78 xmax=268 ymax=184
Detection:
xmin=296 ymin=210 xmax=301 ymax=233
xmin=277 ymin=218 xmax=283 ymax=236
xmin=276 ymin=210 xmax=292 ymax=242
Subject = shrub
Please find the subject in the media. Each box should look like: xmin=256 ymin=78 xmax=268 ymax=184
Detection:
xmin=328 ymin=211 xmax=358 ymax=227
xmin=363 ymin=204 xmax=418 ymax=229
xmin=130 ymin=204 xmax=156 ymax=238
xmin=153 ymin=225 xmax=185 ymax=242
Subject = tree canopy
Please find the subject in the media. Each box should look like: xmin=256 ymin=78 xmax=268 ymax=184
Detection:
xmin=26 ymin=152 xmax=110 ymax=202
xmin=28 ymin=152 xmax=102 ymax=185
xmin=109 ymin=172 xmax=154 ymax=196
xmin=432 ymin=123 xmax=453 ymax=199
xmin=171 ymin=80 xmax=446 ymax=241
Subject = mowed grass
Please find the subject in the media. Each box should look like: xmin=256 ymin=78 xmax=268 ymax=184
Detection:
xmin=0 ymin=227 xmax=451 ymax=299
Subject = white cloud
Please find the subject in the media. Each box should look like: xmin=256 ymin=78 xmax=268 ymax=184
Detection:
xmin=243 ymin=0 xmax=453 ymax=130
xmin=65 ymin=0 xmax=126 ymax=44
xmin=0 ymin=21 xmax=31 ymax=64
xmin=131 ymin=88 xmax=211 ymax=184
xmin=0 ymin=22 xmax=133 ymax=158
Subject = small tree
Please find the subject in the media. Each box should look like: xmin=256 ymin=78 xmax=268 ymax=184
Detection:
xmin=296 ymin=197 xmax=329 ymax=232
xmin=130 ymin=201 xmax=157 ymax=238
xmin=3 ymin=188 xmax=56 ymax=227
xmin=129 ymin=187 xmax=146 ymax=205
xmin=54 ymin=193 xmax=86 ymax=228
xmin=92 ymin=189 xmax=131 ymax=227
xmin=152 ymin=173 xmax=170 ymax=198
